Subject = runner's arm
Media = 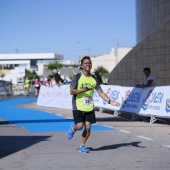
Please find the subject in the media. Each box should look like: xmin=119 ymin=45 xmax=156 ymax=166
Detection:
xmin=70 ymin=87 xmax=92 ymax=95
xmin=97 ymin=89 xmax=120 ymax=107
xmin=141 ymin=79 xmax=153 ymax=87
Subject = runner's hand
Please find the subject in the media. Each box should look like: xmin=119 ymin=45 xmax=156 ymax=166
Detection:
xmin=110 ymin=100 xmax=120 ymax=107
xmin=85 ymin=87 xmax=93 ymax=91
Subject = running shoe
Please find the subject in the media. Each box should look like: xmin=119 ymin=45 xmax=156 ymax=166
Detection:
xmin=67 ymin=124 xmax=75 ymax=140
xmin=78 ymin=145 xmax=89 ymax=153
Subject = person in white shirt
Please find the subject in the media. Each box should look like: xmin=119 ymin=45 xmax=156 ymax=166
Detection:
xmin=137 ymin=68 xmax=156 ymax=88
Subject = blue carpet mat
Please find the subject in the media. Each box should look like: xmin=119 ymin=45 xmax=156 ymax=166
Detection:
xmin=0 ymin=98 xmax=115 ymax=132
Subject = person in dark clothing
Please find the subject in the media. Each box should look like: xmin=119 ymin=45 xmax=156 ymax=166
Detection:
xmin=95 ymin=71 xmax=103 ymax=84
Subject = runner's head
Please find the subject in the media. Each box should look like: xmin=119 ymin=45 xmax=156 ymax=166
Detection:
xmin=80 ymin=56 xmax=92 ymax=73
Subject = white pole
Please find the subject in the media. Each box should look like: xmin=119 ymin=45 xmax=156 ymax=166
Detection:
xmin=115 ymin=39 xmax=118 ymax=57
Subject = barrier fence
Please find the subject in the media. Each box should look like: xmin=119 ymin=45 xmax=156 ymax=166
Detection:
xmin=0 ymin=81 xmax=35 ymax=98
xmin=37 ymin=85 xmax=170 ymax=123
xmin=0 ymin=80 xmax=13 ymax=98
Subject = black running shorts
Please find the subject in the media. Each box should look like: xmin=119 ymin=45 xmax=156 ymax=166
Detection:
xmin=73 ymin=110 xmax=96 ymax=125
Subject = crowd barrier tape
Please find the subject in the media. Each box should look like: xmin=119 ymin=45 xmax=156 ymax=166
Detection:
xmin=37 ymin=85 xmax=170 ymax=118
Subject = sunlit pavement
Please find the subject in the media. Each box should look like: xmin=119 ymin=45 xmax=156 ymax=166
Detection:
xmin=0 ymin=97 xmax=170 ymax=170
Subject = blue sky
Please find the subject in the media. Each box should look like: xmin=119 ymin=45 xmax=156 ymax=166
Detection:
xmin=0 ymin=0 xmax=136 ymax=63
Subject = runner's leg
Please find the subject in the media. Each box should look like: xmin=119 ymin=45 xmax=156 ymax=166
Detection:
xmin=81 ymin=121 xmax=91 ymax=145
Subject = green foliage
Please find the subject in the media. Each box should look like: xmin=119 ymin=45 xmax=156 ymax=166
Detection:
xmin=25 ymin=69 xmax=39 ymax=81
xmin=94 ymin=66 xmax=109 ymax=77
xmin=47 ymin=61 xmax=63 ymax=73
xmin=0 ymin=73 xmax=5 ymax=78
xmin=69 ymin=74 xmax=73 ymax=80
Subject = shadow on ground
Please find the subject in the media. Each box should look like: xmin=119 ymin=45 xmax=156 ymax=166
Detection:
xmin=0 ymin=136 xmax=51 ymax=159
xmin=88 ymin=141 xmax=146 ymax=151
xmin=0 ymin=119 xmax=73 ymax=125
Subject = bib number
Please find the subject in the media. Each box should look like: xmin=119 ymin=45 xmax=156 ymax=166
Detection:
xmin=82 ymin=96 xmax=93 ymax=106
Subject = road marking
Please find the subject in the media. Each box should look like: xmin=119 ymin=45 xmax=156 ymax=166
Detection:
xmin=55 ymin=114 xmax=62 ymax=116
xmin=93 ymin=124 xmax=112 ymax=128
xmin=137 ymin=135 xmax=153 ymax=141
xmin=119 ymin=130 xmax=131 ymax=134
xmin=163 ymin=144 xmax=170 ymax=148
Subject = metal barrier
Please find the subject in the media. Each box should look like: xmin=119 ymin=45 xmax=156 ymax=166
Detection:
xmin=0 ymin=85 xmax=7 ymax=98
xmin=0 ymin=80 xmax=13 ymax=98
xmin=12 ymin=84 xmax=35 ymax=97
xmin=0 ymin=80 xmax=36 ymax=99
xmin=12 ymin=83 xmax=25 ymax=96
xmin=29 ymin=85 xmax=35 ymax=96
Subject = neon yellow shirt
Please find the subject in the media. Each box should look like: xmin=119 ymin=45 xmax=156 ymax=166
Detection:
xmin=71 ymin=72 xmax=101 ymax=112
xmin=24 ymin=79 xmax=30 ymax=88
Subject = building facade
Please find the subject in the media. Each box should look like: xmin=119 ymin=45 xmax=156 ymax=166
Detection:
xmin=109 ymin=0 xmax=170 ymax=86
xmin=90 ymin=48 xmax=132 ymax=73
xmin=79 ymin=48 xmax=132 ymax=73
xmin=0 ymin=53 xmax=63 ymax=84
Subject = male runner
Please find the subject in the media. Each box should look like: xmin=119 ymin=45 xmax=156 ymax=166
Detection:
xmin=67 ymin=56 xmax=120 ymax=153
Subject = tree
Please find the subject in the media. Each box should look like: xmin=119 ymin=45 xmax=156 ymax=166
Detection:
xmin=47 ymin=61 xmax=63 ymax=74
xmin=0 ymin=72 xmax=5 ymax=79
xmin=94 ymin=66 xmax=109 ymax=77
xmin=25 ymin=69 xmax=39 ymax=82
xmin=94 ymin=66 xmax=109 ymax=84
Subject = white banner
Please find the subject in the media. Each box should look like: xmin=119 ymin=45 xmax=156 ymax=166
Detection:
xmin=37 ymin=85 xmax=72 ymax=109
xmin=37 ymin=85 xmax=170 ymax=118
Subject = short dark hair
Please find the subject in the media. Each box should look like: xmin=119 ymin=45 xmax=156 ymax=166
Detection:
xmin=81 ymin=56 xmax=91 ymax=65
xmin=143 ymin=67 xmax=151 ymax=73
xmin=50 ymin=75 xmax=54 ymax=79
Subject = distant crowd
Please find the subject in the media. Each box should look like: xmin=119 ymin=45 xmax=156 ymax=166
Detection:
xmin=23 ymin=66 xmax=156 ymax=98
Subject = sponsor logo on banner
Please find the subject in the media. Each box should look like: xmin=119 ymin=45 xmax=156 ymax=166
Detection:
xmin=142 ymin=90 xmax=164 ymax=111
xmin=165 ymin=98 xmax=170 ymax=113
xmin=122 ymin=90 xmax=141 ymax=108
xmin=103 ymin=88 xmax=119 ymax=105
xmin=142 ymin=90 xmax=152 ymax=110
xmin=93 ymin=90 xmax=100 ymax=103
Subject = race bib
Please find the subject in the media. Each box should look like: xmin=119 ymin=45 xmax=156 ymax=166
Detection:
xmin=82 ymin=96 xmax=93 ymax=106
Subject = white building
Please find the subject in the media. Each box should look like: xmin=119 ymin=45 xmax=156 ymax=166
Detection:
xmin=0 ymin=53 xmax=63 ymax=84
xmin=90 ymin=48 xmax=132 ymax=73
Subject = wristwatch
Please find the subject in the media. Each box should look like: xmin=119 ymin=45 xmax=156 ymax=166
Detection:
xmin=108 ymin=99 xmax=111 ymax=104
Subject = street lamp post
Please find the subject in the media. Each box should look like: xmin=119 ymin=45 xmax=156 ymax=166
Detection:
xmin=114 ymin=39 xmax=118 ymax=57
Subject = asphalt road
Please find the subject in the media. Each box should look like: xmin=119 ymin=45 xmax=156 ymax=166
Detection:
xmin=0 ymin=98 xmax=170 ymax=170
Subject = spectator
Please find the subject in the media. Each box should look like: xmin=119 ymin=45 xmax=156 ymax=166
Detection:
xmin=34 ymin=78 xmax=41 ymax=97
xmin=54 ymin=73 xmax=64 ymax=86
xmin=50 ymin=75 xmax=57 ymax=87
xmin=24 ymin=76 xmax=30 ymax=96
xmin=95 ymin=71 xmax=103 ymax=84
xmin=43 ymin=78 xmax=48 ymax=86
xmin=47 ymin=78 xmax=52 ymax=87
xmin=43 ymin=78 xmax=49 ymax=86
xmin=64 ymin=76 xmax=69 ymax=84
xmin=137 ymin=68 xmax=156 ymax=88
